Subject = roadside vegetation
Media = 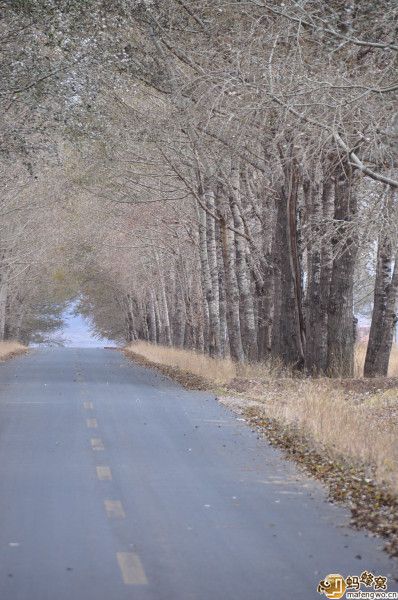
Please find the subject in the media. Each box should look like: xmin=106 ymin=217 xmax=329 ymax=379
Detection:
xmin=127 ymin=340 xmax=398 ymax=490
xmin=126 ymin=341 xmax=398 ymax=556
xmin=355 ymin=343 xmax=398 ymax=378
xmin=1 ymin=0 xmax=398 ymax=381
xmin=0 ymin=342 xmax=27 ymax=361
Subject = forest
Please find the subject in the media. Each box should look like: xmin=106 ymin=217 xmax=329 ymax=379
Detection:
xmin=1 ymin=0 xmax=397 ymax=377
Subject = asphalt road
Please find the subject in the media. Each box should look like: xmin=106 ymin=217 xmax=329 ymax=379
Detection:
xmin=0 ymin=348 xmax=396 ymax=600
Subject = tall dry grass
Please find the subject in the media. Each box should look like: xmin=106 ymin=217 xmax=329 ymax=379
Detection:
xmin=244 ymin=379 xmax=398 ymax=492
xmin=128 ymin=341 xmax=237 ymax=384
xmin=354 ymin=342 xmax=398 ymax=377
xmin=0 ymin=341 xmax=27 ymax=360
xmin=128 ymin=341 xmax=398 ymax=491
xmin=127 ymin=341 xmax=288 ymax=384
xmin=131 ymin=341 xmax=398 ymax=381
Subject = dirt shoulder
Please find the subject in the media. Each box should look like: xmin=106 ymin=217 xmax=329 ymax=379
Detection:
xmin=124 ymin=346 xmax=398 ymax=559
xmin=220 ymin=394 xmax=398 ymax=559
xmin=124 ymin=349 xmax=211 ymax=390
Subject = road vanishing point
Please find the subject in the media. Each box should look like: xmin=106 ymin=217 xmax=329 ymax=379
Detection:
xmin=0 ymin=348 xmax=396 ymax=600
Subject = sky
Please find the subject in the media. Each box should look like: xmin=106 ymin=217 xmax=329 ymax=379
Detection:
xmin=61 ymin=304 xmax=114 ymax=348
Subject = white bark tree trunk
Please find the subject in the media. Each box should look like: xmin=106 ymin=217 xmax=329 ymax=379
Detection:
xmin=230 ymin=160 xmax=258 ymax=361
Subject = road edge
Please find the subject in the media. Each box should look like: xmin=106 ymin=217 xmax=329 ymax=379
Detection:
xmin=123 ymin=347 xmax=398 ymax=562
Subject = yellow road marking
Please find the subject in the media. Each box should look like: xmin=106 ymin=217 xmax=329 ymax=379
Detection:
xmin=116 ymin=553 xmax=148 ymax=585
xmin=86 ymin=418 xmax=98 ymax=428
xmin=91 ymin=438 xmax=104 ymax=451
xmin=104 ymin=500 xmax=125 ymax=519
xmin=96 ymin=466 xmax=112 ymax=481
xmin=83 ymin=401 xmax=94 ymax=410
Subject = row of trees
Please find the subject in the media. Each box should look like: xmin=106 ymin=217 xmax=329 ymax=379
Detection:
xmin=1 ymin=0 xmax=397 ymax=376
xmin=0 ymin=158 xmax=70 ymax=344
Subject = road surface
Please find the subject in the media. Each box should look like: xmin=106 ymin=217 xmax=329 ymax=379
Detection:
xmin=0 ymin=348 xmax=396 ymax=600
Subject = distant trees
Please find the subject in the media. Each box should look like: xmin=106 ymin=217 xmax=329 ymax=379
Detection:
xmin=0 ymin=154 xmax=74 ymax=343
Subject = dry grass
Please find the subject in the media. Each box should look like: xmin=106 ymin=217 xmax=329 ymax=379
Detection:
xmin=354 ymin=342 xmax=398 ymax=377
xmin=127 ymin=341 xmax=237 ymax=384
xmin=128 ymin=341 xmax=398 ymax=492
xmin=126 ymin=341 xmax=288 ymax=385
xmin=130 ymin=341 xmax=398 ymax=382
xmin=389 ymin=344 xmax=398 ymax=376
xmin=240 ymin=379 xmax=398 ymax=492
xmin=0 ymin=341 xmax=27 ymax=361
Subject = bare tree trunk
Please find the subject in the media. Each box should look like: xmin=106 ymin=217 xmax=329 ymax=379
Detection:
xmin=140 ymin=299 xmax=149 ymax=341
xmin=220 ymin=210 xmax=245 ymax=363
xmin=126 ymin=293 xmax=137 ymax=342
xmin=194 ymin=295 xmax=205 ymax=352
xmin=215 ymin=219 xmax=228 ymax=357
xmin=257 ymin=192 xmax=276 ymax=361
xmin=206 ymin=190 xmax=222 ymax=356
xmin=242 ymin=169 xmax=274 ymax=360
xmin=148 ymin=290 xmax=157 ymax=343
xmin=179 ymin=261 xmax=195 ymax=350
xmin=319 ymin=178 xmax=334 ymax=366
xmin=272 ymin=151 xmax=304 ymax=368
xmin=173 ymin=277 xmax=186 ymax=348
xmin=270 ymin=220 xmax=282 ymax=360
xmin=326 ymin=167 xmax=358 ymax=377
xmin=159 ymin=276 xmax=172 ymax=346
xmin=154 ymin=293 xmax=163 ymax=344
xmin=230 ymin=161 xmax=258 ymax=361
xmin=183 ymin=291 xmax=195 ymax=349
xmin=0 ymin=273 xmax=8 ymax=342
xmin=304 ymin=176 xmax=328 ymax=374
xmin=192 ymin=270 xmax=205 ymax=352
xmin=257 ymin=261 xmax=274 ymax=360
xmin=154 ymin=252 xmax=172 ymax=346
xmin=373 ymin=257 xmax=398 ymax=375
xmin=14 ymin=308 xmax=25 ymax=342
xmin=365 ymin=191 xmax=398 ymax=377
xmin=197 ymin=200 xmax=221 ymax=357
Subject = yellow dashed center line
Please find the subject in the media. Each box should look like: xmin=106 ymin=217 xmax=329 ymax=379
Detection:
xmin=91 ymin=438 xmax=104 ymax=451
xmin=86 ymin=404 xmax=147 ymax=586
xmin=96 ymin=466 xmax=112 ymax=481
xmin=116 ymin=553 xmax=148 ymax=585
xmin=104 ymin=500 xmax=126 ymax=519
